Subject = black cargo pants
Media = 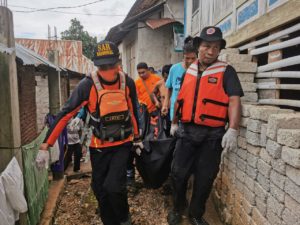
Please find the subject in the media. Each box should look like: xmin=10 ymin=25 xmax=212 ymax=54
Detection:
xmin=90 ymin=143 xmax=132 ymax=225
xmin=170 ymin=125 xmax=223 ymax=219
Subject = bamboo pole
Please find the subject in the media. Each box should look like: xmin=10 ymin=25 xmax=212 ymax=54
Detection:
xmin=250 ymin=36 xmax=300 ymax=55
xmin=259 ymin=99 xmax=300 ymax=108
xmin=257 ymin=83 xmax=300 ymax=90
xmin=256 ymin=71 xmax=300 ymax=78
xmin=257 ymin=55 xmax=300 ymax=73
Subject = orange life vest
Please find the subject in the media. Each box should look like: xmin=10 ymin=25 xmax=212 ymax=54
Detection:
xmin=177 ymin=60 xmax=229 ymax=127
xmin=89 ymin=71 xmax=133 ymax=142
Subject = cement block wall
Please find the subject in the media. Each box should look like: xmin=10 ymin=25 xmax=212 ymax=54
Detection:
xmin=17 ymin=65 xmax=38 ymax=145
xmin=213 ymin=104 xmax=300 ymax=225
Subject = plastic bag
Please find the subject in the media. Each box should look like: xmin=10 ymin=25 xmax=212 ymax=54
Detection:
xmin=49 ymin=140 xmax=60 ymax=163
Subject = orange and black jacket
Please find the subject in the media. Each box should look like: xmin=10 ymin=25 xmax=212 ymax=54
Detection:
xmin=44 ymin=72 xmax=139 ymax=149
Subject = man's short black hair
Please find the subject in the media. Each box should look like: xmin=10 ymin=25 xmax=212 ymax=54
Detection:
xmin=137 ymin=62 xmax=148 ymax=70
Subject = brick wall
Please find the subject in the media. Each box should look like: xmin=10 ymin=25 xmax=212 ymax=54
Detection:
xmin=35 ymin=72 xmax=49 ymax=132
xmin=213 ymin=104 xmax=300 ymax=225
xmin=17 ymin=66 xmax=38 ymax=145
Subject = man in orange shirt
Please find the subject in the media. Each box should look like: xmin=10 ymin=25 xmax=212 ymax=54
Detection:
xmin=135 ymin=62 xmax=162 ymax=113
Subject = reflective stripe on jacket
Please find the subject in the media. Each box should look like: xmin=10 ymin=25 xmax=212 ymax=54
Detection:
xmin=177 ymin=60 xmax=229 ymax=127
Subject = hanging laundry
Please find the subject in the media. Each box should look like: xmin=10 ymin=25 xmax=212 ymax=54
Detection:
xmin=0 ymin=176 xmax=15 ymax=225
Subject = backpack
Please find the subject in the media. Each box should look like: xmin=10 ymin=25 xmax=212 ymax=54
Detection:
xmin=90 ymin=71 xmax=133 ymax=143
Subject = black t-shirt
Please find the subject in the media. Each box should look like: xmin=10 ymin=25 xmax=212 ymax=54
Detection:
xmin=223 ymin=65 xmax=244 ymax=97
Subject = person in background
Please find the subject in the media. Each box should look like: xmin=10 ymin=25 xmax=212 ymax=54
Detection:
xmin=64 ymin=116 xmax=83 ymax=172
xmin=35 ymin=40 xmax=142 ymax=225
xmin=161 ymin=37 xmax=198 ymax=129
xmin=167 ymin=26 xmax=243 ymax=225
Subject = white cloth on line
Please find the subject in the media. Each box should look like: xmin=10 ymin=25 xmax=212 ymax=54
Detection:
xmin=0 ymin=176 xmax=15 ymax=225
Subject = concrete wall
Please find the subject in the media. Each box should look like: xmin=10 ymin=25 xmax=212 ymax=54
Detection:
xmin=136 ymin=23 xmax=182 ymax=77
xmin=163 ymin=0 xmax=184 ymax=23
xmin=35 ymin=73 xmax=49 ymax=132
xmin=17 ymin=65 xmax=38 ymax=145
xmin=213 ymin=104 xmax=300 ymax=225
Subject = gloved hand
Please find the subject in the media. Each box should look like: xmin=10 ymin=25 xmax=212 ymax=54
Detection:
xmin=36 ymin=150 xmax=50 ymax=170
xmin=70 ymin=117 xmax=81 ymax=128
xmin=221 ymin=128 xmax=238 ymax=152
xmin=133 ymin=140 xmax=144 ymax=156
xmin=170 ymin=123 xmax=179 ymax=136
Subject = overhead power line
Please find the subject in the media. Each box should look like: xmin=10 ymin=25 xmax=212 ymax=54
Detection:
xmin=11 ymin=0 xmax=105 ymax=13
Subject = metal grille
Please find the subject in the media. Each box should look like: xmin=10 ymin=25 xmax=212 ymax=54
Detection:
xmin=0 ymin=0 xmax=7 ymax=7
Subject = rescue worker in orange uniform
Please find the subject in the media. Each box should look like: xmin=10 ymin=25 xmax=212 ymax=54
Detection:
xmin=135 ymin=62 xmax=162 ymax=113
xmin=36 ymin=41 xmax=142 ymax=225
xmin=167 ymin=27 xmax=243 ymax=225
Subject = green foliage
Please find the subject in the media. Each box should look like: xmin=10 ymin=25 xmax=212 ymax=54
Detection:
xmin=61 ymin=18 xmax=97 ymax=59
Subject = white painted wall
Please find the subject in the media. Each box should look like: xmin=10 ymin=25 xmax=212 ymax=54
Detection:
xmin=164 ymin=0 xmax=184 ymax=23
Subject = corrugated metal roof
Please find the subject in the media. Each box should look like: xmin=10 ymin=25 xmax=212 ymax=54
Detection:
xmin=15 ymin=39 xmax=95 ymax=74
xmin=15 ymin=43 xmax=61 ymax=71
xmin=125 ymin=0 xmax=161 ymax=20
xmin=146 ymin=18 xmax=179 ymax=29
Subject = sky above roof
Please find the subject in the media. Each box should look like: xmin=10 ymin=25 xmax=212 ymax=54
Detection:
xmin=7 ymin=0 xmax=136 ymax=40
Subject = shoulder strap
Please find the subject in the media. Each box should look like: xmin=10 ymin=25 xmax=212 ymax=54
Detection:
xmin=90 ymin=71 xmax=103 ymax=92
xmin=141 ymin=78 xmax=156 ymax=104
xmin=119 ymin=71 xmax=126 ymax=91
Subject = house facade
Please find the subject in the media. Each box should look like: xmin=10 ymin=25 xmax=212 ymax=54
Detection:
xmin=106 ymin=0 xmax=184 ymax=78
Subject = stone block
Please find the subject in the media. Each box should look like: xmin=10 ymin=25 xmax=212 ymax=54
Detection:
xmin=267 ymin=194 xmax=284 ymax=217
xmin=257 ymin=173 xmax=270 ymax=192
xmin=260 ymin=124 xmax=268 ymax=147
xmin=219 ymin=53 xmax=252 ymax=63
xmin=246 ymin=130 xmax=261 ymax=146
xmin=266 ymin=209 xmax=282 ymax=225
xmin=245 ymin=176 xmax=255 ymax=192
xmin=259 ymin=148 xmax=272 ymax=164
xmin=230 ymin=62 xmax=257 ymax=73
xmin=238 ymin=136 xmax=247 ymax=149
xmin=244 ymin=186 xmax=256 ymax=205
xmin=220 ymin=48 xmax=239 ymax=54
xmin=240 ymin=117 xmax=249 ymax=127
xmin=228 ymin=152 xmax=237 ymax=164
xmin=255 ymin=197 xmax=267 ymax=216
xmin=239 ymin=127 xmax=247 ymax=138
xmin=285 ymin=194 xmax=300 ymax=213
xmin=266 ymin=139 xmax=282 ymax=159
xmin=247 ymin=119 xmax=263 ymax=133
xmin=238 ymin=73 xmax=255 ymax=82
xmin=246 ymin=164 xmax=258 ymax=180
xmin=242 ymin=197 xmax=254 ymax=215
xmin=286 ymin=165 xmax=300 ymax=186
xmin=257 ymin=159 xmax=272 ymax=177
xmin=249 ymin=105 xmax=279 ymax=122
xmin=236 ymin=157 xmax=247 ymax=172
xmin=236 ymin=168 xmax=246 ymax=182
xmin=247 ymin=152 xmax=258 ymax=168
xmin=252 ymin=208 xmax=270 ymax=225
xmin=254 ymin=182 xmax=268 ymax=202
xmin=241 ymin=82 xmax=257 ymax=92
xmin=247 ymin=144 xmax=261 ymax=156
xmin=237 ymin=148 xmax=247 ymax=160
xmin=277 ymin=129 xmax=300 ymax=148
xmin=270 ymin=182 xmax=285 ymax=203
xmin=282 ymin=146 xmax=300 ymax=168
xmin=267 ymin=113 xmax=300 ymax=141
xmin=236 ymin=179 xmax=245 ymax=193
xmin=285 ymin=179 xmax=300 ymax=204
xmin=241 ymin=92 xmax=258 ymax=102
xmin=271 ymin=159 xmax=286 ymax=175
xmin=282 ymin=208 xmax=300 ymax=225
xmin=270 ymin=170 xmax=286 ymax=189
xmin=240 ymin=208 xmax=252 ymax=225
xmin=242 ymin=104 xmax=256 ymax=117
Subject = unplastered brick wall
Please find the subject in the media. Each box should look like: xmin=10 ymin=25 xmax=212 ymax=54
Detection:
xmin=213 ymin=104 xmax=300 ymax=225
xmin=219 ymin=48 xmax=257 ymax=103
xmin=17 ymin=65 xmax=38 ymax=145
